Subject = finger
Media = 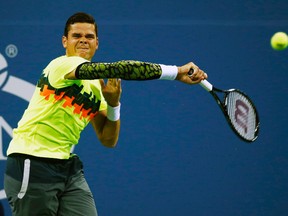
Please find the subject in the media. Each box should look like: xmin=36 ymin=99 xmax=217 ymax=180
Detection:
xmin=108 ymin=78 xmax=118 ymax=86
xmin=117 ymin=79 xmax=121 ymax=86
xmin=194 ymin=71 xmax=207 ymax=82
xmin=99 ymin=79 xmax=105 ymax=89
xmin=117 ymin=79 xmax=122 ymax=92
xmin=198 ymin=70 xmax=207 ymax=80
xmin=190 ymin=72 xmax=204 ymax=82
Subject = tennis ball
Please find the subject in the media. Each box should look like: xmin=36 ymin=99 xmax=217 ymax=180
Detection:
xmin=270 ymin=32 xmax=288 ymax=51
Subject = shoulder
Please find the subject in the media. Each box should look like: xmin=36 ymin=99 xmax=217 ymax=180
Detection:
xmin=44 ymin=55 xmax=89 ymax=76
xmin=49 ymin=55 xmax=89 ymax=67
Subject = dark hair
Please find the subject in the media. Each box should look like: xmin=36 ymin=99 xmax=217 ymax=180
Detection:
xmin=64 ymin=12 xmax=98 ymax=37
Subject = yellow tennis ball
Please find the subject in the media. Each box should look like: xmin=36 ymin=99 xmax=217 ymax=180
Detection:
xmin=271 ymin=32 xmax=288 ymax=51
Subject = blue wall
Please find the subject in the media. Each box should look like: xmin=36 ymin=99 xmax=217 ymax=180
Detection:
xmin=1 ymin=1 xmax=288 ymax=215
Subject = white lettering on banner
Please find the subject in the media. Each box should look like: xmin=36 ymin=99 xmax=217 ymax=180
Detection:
xmin=2 ymin=75 xmax=35 ymax=101
xmin=0 ymin=52 xmax=34 ymax=101
xmin=0 ymin=116 xmax=12 ymax=160
xmin=0 ymin=51 xmax=35 ymax=161
xmin=0 ymin=190 xmax=6 ymax=200
xmin=0 ymin=53 xmax=8 ymax=71
xmin=5 ymin=44 xmax=18 ymax=58
xmin=0 ymin=48 xmax=35 ymax=200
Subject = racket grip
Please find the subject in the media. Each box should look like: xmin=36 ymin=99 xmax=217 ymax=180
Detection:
xmin=188 ymin=69 xmax=213 ymax=91
xmin=200 ymin=80 xmax=213 ymax=91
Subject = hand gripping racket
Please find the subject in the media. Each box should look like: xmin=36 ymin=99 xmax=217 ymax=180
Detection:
xmin=192 ymin=75 xmax=260 ymax=142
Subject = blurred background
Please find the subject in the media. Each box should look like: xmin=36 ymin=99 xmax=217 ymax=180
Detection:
xmin=0 ymin=0 xmax=287 ymax=215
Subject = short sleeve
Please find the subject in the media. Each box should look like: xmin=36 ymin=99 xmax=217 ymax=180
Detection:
xmin=45 ymin=56 xmax=89 ymax=88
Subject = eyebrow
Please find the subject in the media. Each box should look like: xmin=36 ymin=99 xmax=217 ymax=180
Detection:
xmin=71 ymin=33 xmax=96 ymax=38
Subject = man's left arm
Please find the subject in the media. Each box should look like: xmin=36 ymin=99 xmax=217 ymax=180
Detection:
xmin=90 ymin=110 xmax=120 ymax=148
xmin=90 ymin=78 xmax=122 ymax=148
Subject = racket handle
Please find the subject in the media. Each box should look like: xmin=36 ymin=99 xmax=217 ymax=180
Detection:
xmin=200 ymin=80 xmax=213 ymax=91
xmin=187 ymin=69 xmax=213 ymax=91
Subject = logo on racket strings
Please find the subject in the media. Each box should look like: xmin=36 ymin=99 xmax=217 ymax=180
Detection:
xmin=234 ymin=100 xmax=249 ymax=133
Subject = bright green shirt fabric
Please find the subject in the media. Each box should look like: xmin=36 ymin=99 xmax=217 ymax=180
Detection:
xmin=7 ymin=56 xmax=107 ymax=159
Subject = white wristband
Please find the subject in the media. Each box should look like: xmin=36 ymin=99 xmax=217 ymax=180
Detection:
xmin=107 ymin=103 xmax=121 ymax=121
xmin=159 ymin=64 xmax=178 ymax=80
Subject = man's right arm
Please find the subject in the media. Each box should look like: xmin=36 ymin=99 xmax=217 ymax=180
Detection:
xmin=65 ymin=60 xmax=207 ymax=85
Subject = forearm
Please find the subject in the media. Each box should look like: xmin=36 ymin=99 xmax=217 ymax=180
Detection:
xmin=101 ymin=104 xmax=121 ymax=147
xmin=75 ymin=60 xmax=178 ymax=80
xmin=91 ymin=105 xmax=121 ymax=148
xmin=98 ymin=119 xmax=120 ymax=148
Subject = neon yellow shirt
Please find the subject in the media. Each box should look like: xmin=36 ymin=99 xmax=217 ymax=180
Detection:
xmin=7 ymin=56 xmax=107 ymax=159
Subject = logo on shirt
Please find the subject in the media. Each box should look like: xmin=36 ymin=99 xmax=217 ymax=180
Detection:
xmin=38 ymin=75 xmax=101 ymax=120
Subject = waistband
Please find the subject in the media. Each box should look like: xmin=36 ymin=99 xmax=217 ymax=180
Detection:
xmin=9 ymin=153 xmax=77 ymax=163
xmin=6 ymin=153 xmax=83 ymax=183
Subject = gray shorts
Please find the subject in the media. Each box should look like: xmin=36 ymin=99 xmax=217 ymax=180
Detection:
xmin=4 ymin=153 xmax=98 ymax=216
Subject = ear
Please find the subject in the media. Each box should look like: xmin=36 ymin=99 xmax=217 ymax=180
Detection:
xmin=62 ymin=36 xmax=67 ymax=48
xmin=95 ymin=37 xmax=99 ymax=50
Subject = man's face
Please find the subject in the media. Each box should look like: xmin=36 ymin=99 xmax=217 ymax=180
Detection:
xmin=62 ymin=23 xmax=99 ymax=60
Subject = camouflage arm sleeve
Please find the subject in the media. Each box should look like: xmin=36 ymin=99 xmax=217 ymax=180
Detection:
xmin=75 ymin=60 xmax=162 ymax=80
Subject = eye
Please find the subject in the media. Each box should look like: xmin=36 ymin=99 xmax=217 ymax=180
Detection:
xmin=86 ymin=34 xmax=95 ymax=39
xmin=72 ymin=33 xmax=82 ymax=38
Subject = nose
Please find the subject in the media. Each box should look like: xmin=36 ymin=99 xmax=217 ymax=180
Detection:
xmin=79 ymin=36 xmax=87 ymax=44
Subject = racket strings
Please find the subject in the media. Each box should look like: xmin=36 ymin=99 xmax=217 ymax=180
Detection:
xmin=225 ymin=91 xmax=258 ymax=141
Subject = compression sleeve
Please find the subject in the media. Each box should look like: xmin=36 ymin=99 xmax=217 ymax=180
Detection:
xmin=75 ymin=60 xmax=164 ymax=80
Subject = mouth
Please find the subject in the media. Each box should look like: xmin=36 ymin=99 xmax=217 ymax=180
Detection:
xmin=77 ymin=47 xmax=88 ymax=51
xmin=75 ymin=46 xmax=92 ymax=59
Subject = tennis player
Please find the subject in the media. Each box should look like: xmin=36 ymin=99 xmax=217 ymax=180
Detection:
xmin=4 ymin=12 xmax=207 ymax=216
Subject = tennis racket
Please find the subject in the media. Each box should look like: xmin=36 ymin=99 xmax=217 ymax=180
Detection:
xmin=192 ymin=75 xmax=260 ymax=142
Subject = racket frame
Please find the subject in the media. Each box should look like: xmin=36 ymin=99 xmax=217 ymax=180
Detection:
xmin=200 ymin=80 xmax=260 ymax=142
